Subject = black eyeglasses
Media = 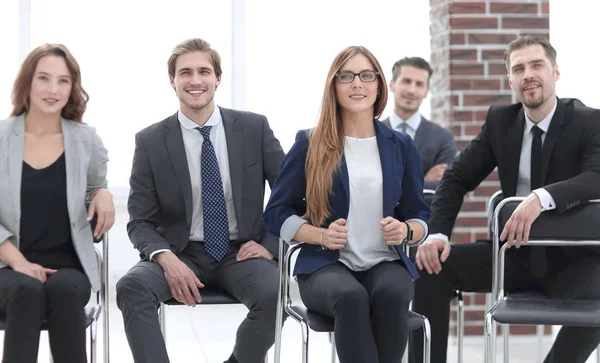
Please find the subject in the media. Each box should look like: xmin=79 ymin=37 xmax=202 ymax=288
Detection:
xmin=335 ymin=70 xmax=379 ymax=84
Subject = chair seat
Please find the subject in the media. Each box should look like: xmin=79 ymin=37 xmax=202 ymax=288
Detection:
xmin=162 ymin=288 xmax=240 ymax=305
xmin=0 ymin=305 xmax=101 ymax=330
xmin=287 ymin=305 xmax=426 ymax=332
xmin=491 ymin=292 xmax=600 ymax=326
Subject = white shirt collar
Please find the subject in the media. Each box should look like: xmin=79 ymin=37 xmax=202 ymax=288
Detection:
xmin=523 ymin=99 xmax=556 ymax=134
xmin=389 ymin=111 xmax=422 ymax=132
xmin=178 ymin=106 xmax=222 ymax=130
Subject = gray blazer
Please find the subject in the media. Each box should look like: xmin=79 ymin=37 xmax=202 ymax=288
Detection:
xmin=127 ymin=108 xmax=285 ymax=260
xmin=381 ymin=116 xmax=456 ymax=189
xmin=0 ymin=114 xmax=108 ymax=291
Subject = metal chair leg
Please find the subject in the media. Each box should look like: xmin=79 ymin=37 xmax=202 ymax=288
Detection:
xmin=329 ymin=332 xmax=336 ymax=363
xmin=503 ymin=324 xmax=509 ymax=363
xmin=597 ymin=345 xmax=600 ymax=363
xmin=456 ymin=290 xmax=464 ymax=363
xmin=159 ymin=303 xmax=166 ymax=342
xmin=423 ymin=317 xmax=431 ymax=363
xmin=484 ymin=312 xmax=495 ymax=363
xmin=91 ymin=319 xmax=98 ymax=363
xmin=536 ymin=325 xmax=544 ymax=363
xmin=300 ymin=320 xmax=309 ymax=363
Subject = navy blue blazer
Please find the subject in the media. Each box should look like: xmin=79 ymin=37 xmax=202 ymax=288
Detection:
xmin=263 ymin=120 xmax=431 ymax=280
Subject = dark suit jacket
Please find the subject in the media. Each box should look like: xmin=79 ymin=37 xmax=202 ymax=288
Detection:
xmin=382 ymin=116 xmax=456 ymax=189
xmin=263 ymin=120 xmax=431 ymax=280
xmin=127 ymin=108 xmax=285 ymax=260
xmin=430 ymin=98 xmax=600 ymax=242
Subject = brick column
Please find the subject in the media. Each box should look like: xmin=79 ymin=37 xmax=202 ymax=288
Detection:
xmin=429 ymin=0 xmax=550 ymax=336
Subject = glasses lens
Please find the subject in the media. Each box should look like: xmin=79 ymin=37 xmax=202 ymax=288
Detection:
xmin=359 ymin=71 xmax=377 ymax=82
xmin=337 ymin=72 xmax=354 ymax=83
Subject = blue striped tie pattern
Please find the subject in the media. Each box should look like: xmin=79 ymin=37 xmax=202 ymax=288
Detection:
xmin=197 ymin=126 xmax=230 ymax=260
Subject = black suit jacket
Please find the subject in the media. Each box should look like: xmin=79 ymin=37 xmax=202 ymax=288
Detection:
xmin=430 ymin=98 xmax=600 ymax=238
xmin=381 ymin=116 xmax=456 ymax=189
xmin=127 ymin=108 xmax=285 ymax=260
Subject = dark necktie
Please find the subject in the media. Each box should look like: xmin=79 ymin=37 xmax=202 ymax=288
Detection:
xmin=530 ymin=125 xmax=546 ymax=278
xmin=197 ymin=126 xmax=230 ymax=261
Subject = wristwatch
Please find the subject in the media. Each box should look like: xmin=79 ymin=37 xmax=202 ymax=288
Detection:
xmin=403 ymin=222 xmax=413 ymax=243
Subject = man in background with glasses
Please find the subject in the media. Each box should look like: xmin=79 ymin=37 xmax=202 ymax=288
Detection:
xmin=381 ymin=57 xmax=456 ymax=189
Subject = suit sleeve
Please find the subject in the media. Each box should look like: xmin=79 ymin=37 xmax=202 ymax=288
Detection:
xmin=545 ymin=108 xmax=600 ymax=212
xmin=429 ymin=108 xmax=498 ymax=238
xmin=86 ymin=128 xmax=109 ymax=200
xmin=435 ymin=127 xmax=457 ymax=167
xmin=263 ymin=131 xmax=309 ymax=239
xmin=259 ymin=116 xmax=286 ymax=256
xmin=127 ymin=133 xmax=172 ymax=259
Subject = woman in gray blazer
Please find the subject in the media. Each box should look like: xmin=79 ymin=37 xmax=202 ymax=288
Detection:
xmin=0 ymin=44 xmax=114 ymax=363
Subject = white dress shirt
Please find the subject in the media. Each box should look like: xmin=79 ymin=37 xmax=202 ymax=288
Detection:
xmin=389 ymin=111 xmax=422 ymax=139
xmin=149 ymin=106 xmax=239 ymax=260
xmin=428 ymin=101 xmax=558 ymax=244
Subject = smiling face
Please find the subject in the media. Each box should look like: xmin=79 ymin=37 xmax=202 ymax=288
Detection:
xmin=389 ymin=65 xmax=430 ymax=119
xmin=170 ymin=51 xmax=221 ymax=115
xmin=334 ymin=54 xmax=380 ymax=118
xmin=508 ymin=44 xmax=559 ymax=110
xmin=28 ymin=55 xmax=73 ymax=118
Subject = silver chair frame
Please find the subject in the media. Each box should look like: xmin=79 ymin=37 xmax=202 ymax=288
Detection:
xmin=485 ymin=197 xmax=600 ymax=363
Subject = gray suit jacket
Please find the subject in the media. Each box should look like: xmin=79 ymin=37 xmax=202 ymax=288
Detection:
xmin=127 ymin=108 xmax=285 ymax=260
xmin=0 ymin=114 xmax=108 ymax=291
xmin=382 ymin=116 xmax=456 ymax=189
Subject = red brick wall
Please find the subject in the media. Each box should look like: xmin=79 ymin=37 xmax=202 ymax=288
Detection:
xmin=429 ymin=0 xmax=550 ymax=336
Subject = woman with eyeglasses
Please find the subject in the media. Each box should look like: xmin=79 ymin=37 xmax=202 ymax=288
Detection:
xmin=0 ymin=44 xmax=114 ymax=363
xmin=264 ymin=45 xmax=431 ymax=362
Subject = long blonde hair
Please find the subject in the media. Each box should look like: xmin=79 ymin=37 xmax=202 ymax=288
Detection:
xmin=303 ymin=46 xmax=388 ymax=226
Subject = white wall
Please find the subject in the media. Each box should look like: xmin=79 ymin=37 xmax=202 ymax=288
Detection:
xmin=550 ymin=0 xmax=600 ymax=108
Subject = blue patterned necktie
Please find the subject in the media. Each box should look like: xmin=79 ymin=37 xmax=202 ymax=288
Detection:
xmin=399 ymin=122 xmax=409 ymax=133
xmin=197 ymin=126 xmax=230 ymax=261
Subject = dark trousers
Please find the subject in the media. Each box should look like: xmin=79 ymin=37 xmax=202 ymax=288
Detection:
xmin=297 ymin=260 xmax=413 ymax=363
xmin=0 ymin=267 xmax=91 ymax=363
xmin=409 ymin=241 xmax=600 ymax=363
xmin=116 ymin=241 xmax=280 ymax=363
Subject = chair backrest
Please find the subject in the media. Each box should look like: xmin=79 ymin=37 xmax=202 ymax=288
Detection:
xmin=487 ymin=191 xmax=503 ymax=239
xmin=495 ymin=199 xmax=600 ymax=241
xmin=423 ymin=189 xmax=435 ymax=208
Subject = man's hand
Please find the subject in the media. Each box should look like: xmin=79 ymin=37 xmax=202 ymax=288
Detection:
xmin=380 ymin=217 xmax=406 ymax=245
xmin=415 ymin=238 xmax=451 ymax=275
xmin=236 ymin=240 xmax=275 ymax=261
xmin=12 ymin=260 xmax=56 ymax=283
xmin=88 ymin=189 xmax=115 ymax=238
xmin=424 ymin=163 xmax=448 ymax=182
xmin=155 ymin=252 xmax=204 ymax=307
xmin=500 ymin=193 xmax=542 ymax=249
xmin=321 ymin=218 xmax=348 ymax=250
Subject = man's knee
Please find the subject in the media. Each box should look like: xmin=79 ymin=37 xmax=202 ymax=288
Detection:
xmin=116 ymin=272 xmax=155 ymax=309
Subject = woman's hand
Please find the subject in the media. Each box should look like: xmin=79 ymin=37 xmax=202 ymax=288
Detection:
xmin=322 ymin=218 xmax=348 ymax=250
xmin=380 ymin=217 xmax=407 ymax=246
xmin=12 ymin=260 xmax=56 ymax=283
xmin=88 ymin=189 xmax=115 ymax=238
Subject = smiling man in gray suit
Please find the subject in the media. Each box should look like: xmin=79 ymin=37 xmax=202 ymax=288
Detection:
xmin=382 ymin=57 xmax=456 ymax=189
xmin=116 ymin=38 xmax=285 ymax=363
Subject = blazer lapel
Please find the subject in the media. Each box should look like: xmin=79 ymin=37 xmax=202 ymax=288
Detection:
xmin=413 ymin=117 xmax=430 ymax=152
xmin=541 ymin=99 xmax=566 ymax=182
xmin=222 ymin=108 xmax=243 ymax=223
xmin=163 ymin=114 xmax=193 ymax=227
xmin=375 ymin=122 xmax=399 ymax=216
xmin=61 ymin=118 xmax=79 ymax=215
xmin=8 ymin=115 xmax=25 ymax=220
xmin=503 ymin=110 xmax=525 ymax=197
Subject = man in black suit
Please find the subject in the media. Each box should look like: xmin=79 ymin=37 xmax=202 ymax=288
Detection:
xmin=381 ymin=57 xmax=456 ymax=189
xmin=409 ymin=36 xmax=600 ymax=363
xmin=116 ymin=38 xmax=285 ymax=363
